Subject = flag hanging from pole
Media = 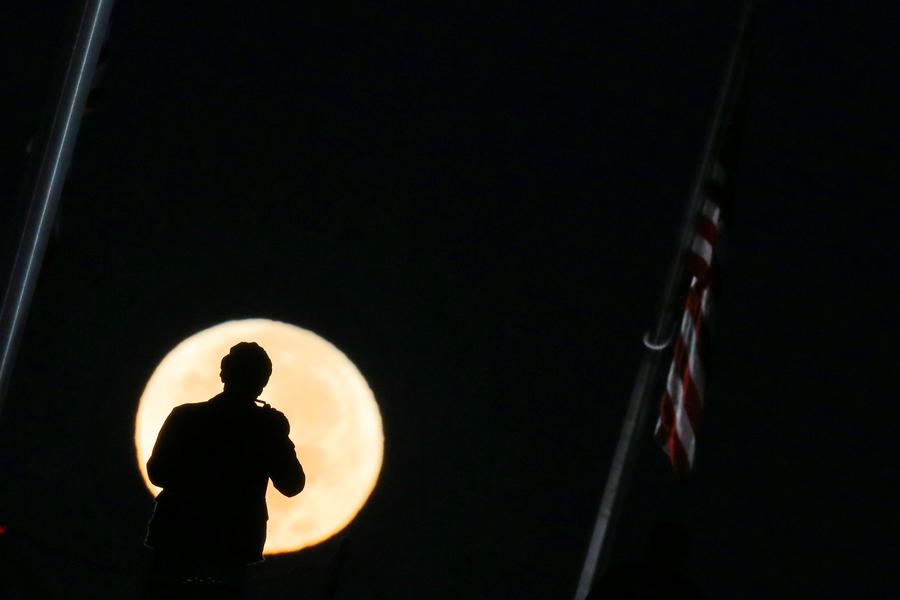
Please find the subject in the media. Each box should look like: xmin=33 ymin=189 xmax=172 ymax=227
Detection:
xmin=653 ymin=11 xmax=750 ymax=477
xmin=574 ymin=6 xmax=754 ymax=596
xmin=654 ymin=110 xmax=743 ymax=477
xmin=654 ymin=175 xmax=722 ymax=477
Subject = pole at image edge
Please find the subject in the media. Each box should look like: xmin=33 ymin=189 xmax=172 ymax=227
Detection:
xmin=0 ymin=0 xmax=115 ymax=416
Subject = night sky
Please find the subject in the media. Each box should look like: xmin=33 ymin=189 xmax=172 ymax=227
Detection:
xmin=1 ymin=2 xmax=898 ymax=598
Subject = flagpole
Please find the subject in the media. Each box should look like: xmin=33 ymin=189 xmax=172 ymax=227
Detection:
xmin=0 ymin=0 xmax=115 ymax=418
xmin=573 ymin=5 xmax=755 ymax=599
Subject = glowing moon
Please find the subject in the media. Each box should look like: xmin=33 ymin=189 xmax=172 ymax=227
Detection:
xmin=134 ymin=319 xmax=383 ymax=554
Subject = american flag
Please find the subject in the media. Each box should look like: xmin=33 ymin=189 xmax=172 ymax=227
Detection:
xmin=652 ymin=7 xmax=750 ymax=478
xmin=654 ymin=163 xmax=728 ymax=477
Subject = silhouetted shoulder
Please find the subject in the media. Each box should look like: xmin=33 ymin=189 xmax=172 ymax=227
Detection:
xmin=151 ymin=402 xmax=206 ymax=440
xmin=257 ymin=404 xmax=291 ymax=434
xmin=172 ymin=401 xmax=208 ymax=416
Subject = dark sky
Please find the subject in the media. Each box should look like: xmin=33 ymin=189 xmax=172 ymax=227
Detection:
xmin=1 ymin=1 xmax=898 ymax=598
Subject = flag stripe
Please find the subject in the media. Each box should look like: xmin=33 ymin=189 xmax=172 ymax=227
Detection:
xmin=690 ymin=236 xmax=714 ymax=269
xmin=695 ymin=216 xmax=719 ymax=246
xmin=700 ymin=198 xmax=721 ymax=224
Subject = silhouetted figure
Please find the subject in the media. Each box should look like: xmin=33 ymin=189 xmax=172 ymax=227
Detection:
xmin=145 ymin=342 xmax=305 ymax=598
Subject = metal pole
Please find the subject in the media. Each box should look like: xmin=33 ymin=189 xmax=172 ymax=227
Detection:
xmin=574 ymin=5 xmax=755 ymax=599
xmin=0 ymin=0 xmax=115 ymax=415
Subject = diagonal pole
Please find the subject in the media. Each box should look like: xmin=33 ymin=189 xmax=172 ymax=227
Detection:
xmin=0 ymin=0 xmax=115 ymax=417
xmin=574 ymin=5 xmax=755 ymax=599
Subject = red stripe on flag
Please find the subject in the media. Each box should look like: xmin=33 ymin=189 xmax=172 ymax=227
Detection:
xmin=695 ymin=215 xmax=719 ymax=246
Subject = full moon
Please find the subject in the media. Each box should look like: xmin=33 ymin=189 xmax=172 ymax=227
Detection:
xmin=134 ymin=319 xmax=383 ymax=554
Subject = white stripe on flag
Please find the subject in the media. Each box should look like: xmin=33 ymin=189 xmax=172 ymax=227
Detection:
xmin=701 ymin=199 xmax=721 ymax=224
xmin=691 ymin=235 xmax=714 ymax=267
xmin=687 ymin=331 xmax=705 ymax=406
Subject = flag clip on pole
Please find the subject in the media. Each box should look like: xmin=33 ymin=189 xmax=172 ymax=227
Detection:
xmin=574 ymin=4 xmax=755 ymax=599
xmin=0 ymin=0 xmax=115 ymax=417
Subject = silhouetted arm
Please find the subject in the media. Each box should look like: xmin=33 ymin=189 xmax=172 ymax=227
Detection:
xmin=267 ymin=411 xmax=305 ymax=497
xmin=147 ymin=407 xmax=188 ymax=488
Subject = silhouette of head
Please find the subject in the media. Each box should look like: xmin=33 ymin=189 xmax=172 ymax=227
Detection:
xmin=220 ymin=342 xmax=272 ymax=397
